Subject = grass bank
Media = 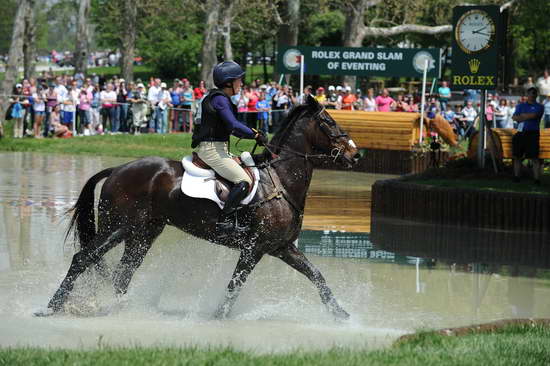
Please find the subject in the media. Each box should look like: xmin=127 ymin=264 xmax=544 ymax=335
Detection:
xmin=406 ymin=157 xmax=550 ymax=195
xmin=1 ymin=324 xmax=549 ymax=365
xmin=0 ymin=125 xmax=257 ymax=161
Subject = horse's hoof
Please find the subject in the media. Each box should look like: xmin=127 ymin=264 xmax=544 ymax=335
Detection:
xmin=330 ymin=306 xmax=350 ymax=321
xmin=33 ymin=308 xmax=56 ymax=317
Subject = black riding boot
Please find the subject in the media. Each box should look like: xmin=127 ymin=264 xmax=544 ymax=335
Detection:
xmin=216 ymin=181 xmax=250 ymax=233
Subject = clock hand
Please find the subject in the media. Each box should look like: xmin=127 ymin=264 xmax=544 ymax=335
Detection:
xmin=472 ymin=26 xmax=487 ymax=34
xmin=473 ymin=32 xmax=491 ymax=37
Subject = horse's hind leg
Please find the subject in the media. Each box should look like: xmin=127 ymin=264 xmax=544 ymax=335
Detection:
xmin=44 ymin=228 xmax=127 ymax=313
xmin=112 ymin=223 xmax=164 ymax=296
xmin=214 ymin=247 xmax=263 ymax=319
xmin=277 ymin=245 xmax=349 ymax=319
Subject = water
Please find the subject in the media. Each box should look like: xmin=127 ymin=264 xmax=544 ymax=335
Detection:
xmin=1 ymin=152 xmax=549 ymax=353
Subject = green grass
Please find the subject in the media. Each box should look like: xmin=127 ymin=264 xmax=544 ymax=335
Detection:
xmin=0 ymin=120 xmax=257 ymax=160
xmin=406 ymin=157 xmax=550 ymax=195
xmin=0 ymin=324 xmax=549 ymax=365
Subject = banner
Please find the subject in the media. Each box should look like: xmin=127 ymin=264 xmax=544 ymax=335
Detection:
xmin=277 ymin=45 xmax=442 ymax=78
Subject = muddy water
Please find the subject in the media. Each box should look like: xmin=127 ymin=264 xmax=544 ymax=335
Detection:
xmin=1 ymin=152 xmax=550 ymax=353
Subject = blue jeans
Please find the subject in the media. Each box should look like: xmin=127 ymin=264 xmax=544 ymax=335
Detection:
xmin=110 ymin=107 xmax=119 ymax=132
xmin=150 ymin=107 xmax=166 ymax=133
xmin=259 ymin=118 xmax=269 ymax=135
xmin=118 ymin=104 xmax=128 ymax=132
xmin=545 ymin=115 xmax=550 ymax=129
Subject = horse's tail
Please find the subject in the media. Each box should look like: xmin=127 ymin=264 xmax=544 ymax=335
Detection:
xmin=65 ymin=167 xmax=114 ymax=250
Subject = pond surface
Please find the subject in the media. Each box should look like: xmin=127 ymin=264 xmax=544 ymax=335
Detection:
xmin=1 ymin=152 xmax=549 ymax=353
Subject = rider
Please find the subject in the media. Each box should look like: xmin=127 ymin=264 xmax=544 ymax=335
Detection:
xmin=191 ymin=61 xmax=267 ymax=231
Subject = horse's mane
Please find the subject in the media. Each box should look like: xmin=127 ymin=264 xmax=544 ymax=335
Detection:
xmin=264 ymin=102 xmax=317 ymax=157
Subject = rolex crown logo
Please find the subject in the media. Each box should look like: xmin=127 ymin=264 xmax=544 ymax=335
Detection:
xmin=468 ymin=59 xmax=480 ymax=74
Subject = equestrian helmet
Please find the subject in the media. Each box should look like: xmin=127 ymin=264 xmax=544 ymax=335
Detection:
xmin=213 ymin=61 xmax=245 ymax=89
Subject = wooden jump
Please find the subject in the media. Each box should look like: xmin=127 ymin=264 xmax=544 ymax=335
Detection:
xmin=468 ymin=128 xmax=550 ymax=160
xmin=327 ymin=110 xmax=421 ymax=151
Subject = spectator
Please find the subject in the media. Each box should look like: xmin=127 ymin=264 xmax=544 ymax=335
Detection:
xmin=314 ymin=87 xmax=326 ymax=105
xmin=272 ymin=85 xmax=290 ymax=133
xmin=180 ymin=79 xmax=194 ymax=132
xmin=90 ymin=84 xmax=102 ymax=134
xmin=426 ymin=97 xmax=439 ymax=118
xmin=50 ymin=105 xmax=71 ymax=138
xmin=157 ymin=82 xmax=172 ymax=134
xmin=443 ymin=104 xmax=455 ymax=124
xmin=523 ymin=76 xmax=535 ymax=93
xmin=437 ymin=80 xmax=451 ymax=111
xmin=32 ymin=86 xmax=46 ymax=138
xmin=354 ymin=89 xmax=364 ymax=110
xmin=463 ymin=89 xmax=478 ymax=105
xmin=395 ymin=94 xmax=410 ymax=112
xmin=193 ymin=80 xmax=207 ymax=100
xmin=63 ymin=82 xmax=79 ymax=132
xmin=116 ymin=79 xmax=129 ymax=132
xmin=459 ymin=100 xmax=478 ymax=138
xmin=78 ymin=86 xmax=92 ymax=135
xmin=129 ymin=83 xmax=148 ymax=134
xmin=148 ymin=78 xmax=162 ymax=133
xmin=341 ymin=86 xmax=356 ymax=110
xmin=335 ymin=86 xmax=344 ymax=109
xmin=235 ymin=89 xmax=249 ymax=123
xmin=485 ymin=102 xmax=495 ymax=128
xmin=363 ymin=88 xmax=377 ymax=111
xmin=512 ymin=87 xmax=544 ymax=184
xmin=170 ymin=80 xmax=183 ymax=131
xmin=494 ymin=99 xmax=510 ymax=128
xmin=256 ymin=91 xmax=270 ymax=136
xmin=375 ymin=88 xmax=396 ymax=112
xmin=246 ymin=86 xmax=259 ymax=130
xmin=326 ymin=85 xmax=338 ymax=109
xmin=536 ymin=70 xmax=550 ymax=103
xmin=11 ymin=97 xmax=25 ymax=138
xmin=543 ymin=94 xmax=550 ymax=129
xmin=45 ymin=84 xmax=58 ymax=137
xmin=100 ymin=83 xmax=117 ymax=132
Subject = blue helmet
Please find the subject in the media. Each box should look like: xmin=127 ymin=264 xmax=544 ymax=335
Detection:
xmin=213 ymin=61 xmax=245 ymax=88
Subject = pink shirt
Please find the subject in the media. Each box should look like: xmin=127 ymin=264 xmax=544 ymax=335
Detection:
xmin=79 ymin=91 xmax=92 ymax=110
xmin=375 ymin=95 xmax=395 ymax=112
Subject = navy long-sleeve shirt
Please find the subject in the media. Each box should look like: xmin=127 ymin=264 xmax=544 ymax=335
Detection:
xmin=211 ymin=95 xmax=256 ymax=139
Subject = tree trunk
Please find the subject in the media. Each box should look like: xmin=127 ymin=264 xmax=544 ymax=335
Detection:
xmin=277 ymin=0 xmax=300 ymax=85
xmin=200 ymin=0 xmax=221 ymax=88
xmin=74 ymin=0 xmax=91 ymax=75
xmin=342 ymin=0 xmax=370 ymax=88
xmin=121 ymin=0 xmax=137 ymax=82
xmin=1 ymin=0 xmax=28 ymax=119
xmin=23 ymin=0 xmax=37 ymax=80
xmin=221 ymin=0 xmax=234 ymax=61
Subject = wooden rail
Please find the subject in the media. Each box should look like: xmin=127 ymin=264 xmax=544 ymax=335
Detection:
xmin=327 ymin=110 xmax=421 ymax=151
xmin=468 ymin=128 xmax=550 ymax=159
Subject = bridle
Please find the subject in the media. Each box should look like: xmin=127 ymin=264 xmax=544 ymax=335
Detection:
xmin=259 ymin=106 xmax=350 ymax=165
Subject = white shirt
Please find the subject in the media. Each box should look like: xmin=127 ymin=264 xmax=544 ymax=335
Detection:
xmin=55 ymin=85 xmax=68 ymax=110
xmin=100 ymin=90 xmax=117 ymax=106
xmin=364 ymin=97 xmax=377 ymax=111
xmin=147 ymin=85 xmax=160 ymax=104
xmin=158 ymin=90 xmax=171 ymax=110
xmin=536 ymin=77 xmax=550 ymax=97
xmin=462 ymin=106 xmax=478 ymax=122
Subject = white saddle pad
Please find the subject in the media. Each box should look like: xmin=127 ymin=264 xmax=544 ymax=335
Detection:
xmin=181 ymin=151 xmax=260 ymax=209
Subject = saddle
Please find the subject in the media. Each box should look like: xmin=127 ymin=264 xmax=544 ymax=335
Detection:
xmin=181 ymin=152 xmax=260 ymax=209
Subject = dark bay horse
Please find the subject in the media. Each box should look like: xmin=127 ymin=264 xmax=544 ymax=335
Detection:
xmin=40 ymin=95 xmax=360 ymax=319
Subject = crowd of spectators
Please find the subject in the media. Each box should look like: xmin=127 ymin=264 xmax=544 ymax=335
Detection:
xmin=2 ymin=68 xmax=550 ymax=141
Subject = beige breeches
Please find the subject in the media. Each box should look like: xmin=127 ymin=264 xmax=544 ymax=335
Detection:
xmin=195 ymin=141 xmax=252 ymax=185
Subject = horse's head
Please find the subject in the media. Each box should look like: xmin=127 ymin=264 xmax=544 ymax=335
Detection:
xmin=303 ymin=95 xmax=360 ymax=168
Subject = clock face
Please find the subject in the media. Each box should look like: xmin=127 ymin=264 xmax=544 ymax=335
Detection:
xmin=455 ymin=10 xmax=495 ymax=54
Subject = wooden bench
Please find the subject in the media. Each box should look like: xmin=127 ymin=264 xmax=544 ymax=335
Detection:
xmin=468 ymin=128 xmax=550 ymax=159
xmin=327 ymin=110 xmax=421 ymax=151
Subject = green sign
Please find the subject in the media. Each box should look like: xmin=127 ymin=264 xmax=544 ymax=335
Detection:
xmin=451 ymin=5 xmax=502 ymax=90
xmin=277 ymin=46 xmax=441 ymax=78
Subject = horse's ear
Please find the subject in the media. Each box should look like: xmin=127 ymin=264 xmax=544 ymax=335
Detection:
xmin=306 ymin=94 xmax=320 ymax=110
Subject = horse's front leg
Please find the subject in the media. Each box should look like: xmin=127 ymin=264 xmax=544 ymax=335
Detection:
xmin=277 ymin=244 xmax=350 ymax=320
xmin=214 ymin=246 xmax=263 ymax=319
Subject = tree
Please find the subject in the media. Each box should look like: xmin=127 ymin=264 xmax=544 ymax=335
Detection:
xmin=200 ymin=0 xmax=221 ymax=87
xmin=1 ymin=0 xmax=29 ymax=120
xmin=74 ymin=0 xmax=91 ymax=75
xmin=23 ymin=0 xmax=37 ymax=79
xmin=120 ymin=0 xmax=137 ymax=82
xmin=220 ymin=0 xmax=235 ymax=61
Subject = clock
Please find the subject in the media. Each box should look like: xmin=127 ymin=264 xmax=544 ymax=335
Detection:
xmin=454 ymin=9 xmax=495 ymax=54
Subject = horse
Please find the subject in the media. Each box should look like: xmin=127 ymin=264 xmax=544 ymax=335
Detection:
xmin=39 ymin=95 xmax=360 ymax=319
